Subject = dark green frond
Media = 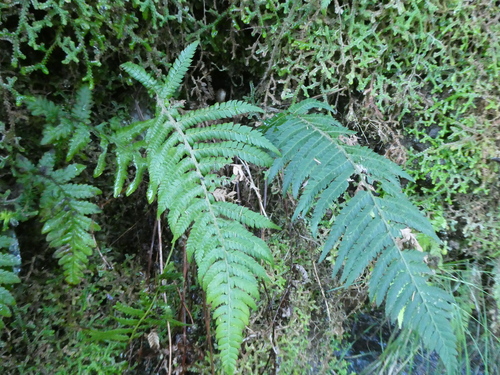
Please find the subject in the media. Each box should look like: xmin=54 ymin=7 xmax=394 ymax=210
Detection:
xmin=25 ymin=96 xmax=61 ymax=123
xmin=66 ymin=126 xmax=91 ymax=161
xmin=71 ymin=85 xmax=92 ymax=124
xmin=35 ymin=155 xmax=102 ymax=285
xmin=50 ymin=163 xmax=86 ymax=182
xmin=346 ymin=145 xmax=412 ymax=184
xmin=264 ymin=100 xmax=458 ymax=373
xmin=87 ymin=275 xmax=183 ymax=344
xmin=375 ymin=194 xmax=440 ymax=241
xmin=0 ymin=234 xmax=21 ymax=330
xmin=370 ymin=249 xmax=458 ymax=371
xmin=27 ymin=85 xmax=94 ymax=162
xmin=287 ymin=98 xmax=336 ymax=114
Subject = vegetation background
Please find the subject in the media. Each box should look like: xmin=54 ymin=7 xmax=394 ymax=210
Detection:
xmin=0 ymin=0 xmax=499 ymax=374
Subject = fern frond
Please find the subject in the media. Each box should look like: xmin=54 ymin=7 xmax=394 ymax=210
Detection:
xmin=161 ymin=41 xmax=199 ymax=99
xmin=71 ymin=85 xmax=92 ymax=124
xmin=122 ymin=42 xmax=279 ymax=374
xmin=0 ymin=234 xmax=21 ymax=330
xmin=87 ymin=267 xmax=182 ymax=344
xmin=370 ymin=249 xmax=457 ymax=370
xmin=108 ymin=118 xmax=150 ymax=197
xmin=87 ymin=328 xmax=131 ymax=342
xmin=66 ymin=126 xmax=91 ymax=162
xmin=286 ymin=98 xmax=336 ymax=114
xmin=180 ymin=101 xmax=264 ymax=127
xmin=25 ymin=96 xmax=61 ymax=124
xmin=264 ymin=99 xmax=458 ymax=373
xmin=120 ymin=63 xmax=162 ymax=96
xmin=34 ymin=152 xmax=101 ymax=285
xmin=27 ymin=85 xmax=93 ymax=162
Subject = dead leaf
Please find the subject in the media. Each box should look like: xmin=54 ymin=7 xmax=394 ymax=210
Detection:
xmin=396 ymin=228 xmax=424 ymax=252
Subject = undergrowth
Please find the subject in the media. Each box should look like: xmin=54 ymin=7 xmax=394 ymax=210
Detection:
xmin=0 ymin=252 xmax=141 ymax=374
xmin=1 ymin=0 xmax=499 ymax=374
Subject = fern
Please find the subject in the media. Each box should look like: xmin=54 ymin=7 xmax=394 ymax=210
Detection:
xmin=264 ymin=99 xmax=458 ymax=372
xmin=119 ymin=41 xmax=280 ymax=374
xmin=16 ymin=152 xmax=101 ymax=284
xmin=88 ymin=262 xmax=182 ymax=344
xmin=93 ymin=115 xmax=149 ymax=197
xmin=8 ymin=86 xmax=102 ymax=285
xmin=26 ymin=85 xmax=93 ymax=162
xmin=0 ymin=234 xmax=21 ymax=330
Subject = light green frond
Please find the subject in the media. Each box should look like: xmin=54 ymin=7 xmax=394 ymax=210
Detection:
xmin=186 ymin=216 xmax=217 ymax=261
xmin=213 ymin=201 xmax=279 ymax=230
xmin=160 ymin=41 xmax=199 ymax=99
xmin=117 ymin=118 xmax=154 ymax=143
xmin=0 ymin=271 xmax=19 ymax=292
xmin=145 ymin=114 xmax=173 ymax=154
xmin=185 ymin=122 xmax=278 ymax=155
xmin=107 ymin=119 xmax=151 ymax=197
xmin=193 ymin=142 xmax=274 ymax=167
xmin=166 ymin=185 xmax=204 ymax=225
xmin=180 ymin=101 xmax=264 ymax=128
xmin=120 ymin=62 xmax=162 ymax=95
xmin=121 ymin=42 xmax=279 ymax=374
xmin=170 ymin=199 xmax=207 ymax=237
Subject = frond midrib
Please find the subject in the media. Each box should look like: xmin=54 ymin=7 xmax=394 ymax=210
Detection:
xmin=165 ymin=107 xmax=241 ymax=373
